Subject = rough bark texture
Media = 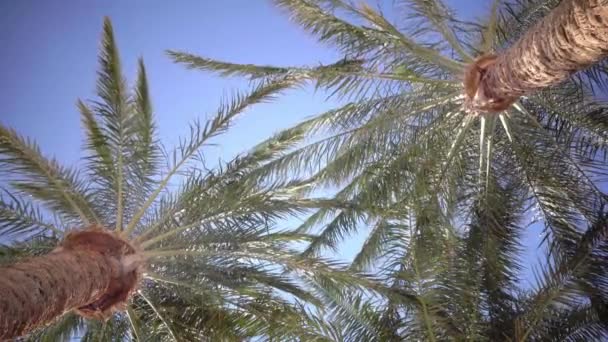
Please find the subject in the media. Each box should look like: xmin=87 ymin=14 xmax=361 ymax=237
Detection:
xmin=0 ymin=248 xmax=114 ymax=339
xmin=468 ymin=0 xmax=608 ymax=112
xmin=0 ymin=229 xmax=142 ymax=340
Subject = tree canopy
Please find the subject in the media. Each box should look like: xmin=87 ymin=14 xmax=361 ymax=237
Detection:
xmin=168 ymin=0 xmax=608 ymax=340
xmin=1 ymin=0 xmax=608 ymax=340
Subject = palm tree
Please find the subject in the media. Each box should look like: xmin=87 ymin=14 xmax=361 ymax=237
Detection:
xmin=167 ymin=0 xmax=608 ymax=340
xmin=0 ymin=18 xmax=369 ymax=341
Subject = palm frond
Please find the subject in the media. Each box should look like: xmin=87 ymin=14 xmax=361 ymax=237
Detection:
xmin=0 ymin=124 xmax=99 ymax=225
xmin=95 ymin=18 xmax=132 ymax=231
xmin=274 ymin=0 xmax=463 ymax=74
xmin=130 ymin=58 xmax=161 ymax=208
xmin=0 ymin=190 xmax=62 ymax=240
xmin=398 ymin=0 xmax=473 ymax=61
xmin=22 ymin=313 xmax=84 ymax=342
xmin=512 ymin=211 xmax=608 ymax=341
xmin=80 ymin=315 xmax=130 ymax=342
xmin=124 ymin=78 xmax=299 ymax=236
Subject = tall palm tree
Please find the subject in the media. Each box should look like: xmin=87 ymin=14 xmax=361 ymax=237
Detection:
xmin=0 ymin=18 xmax=368 ymax=341
xmin=168 ymin=0 xmax=608 ymax=339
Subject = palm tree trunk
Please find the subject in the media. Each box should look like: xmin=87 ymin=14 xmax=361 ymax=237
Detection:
xmin=474 ymin=0 xmax=608 ymax=109
xmin=0 ymin=248 xmax=115 ymax=339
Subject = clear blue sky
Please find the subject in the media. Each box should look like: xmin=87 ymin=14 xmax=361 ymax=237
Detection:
xmin=0 ymin=0 xmax=541 ymax=284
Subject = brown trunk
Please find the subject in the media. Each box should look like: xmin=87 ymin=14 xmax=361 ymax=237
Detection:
xmin=469 ymin=0 xmax=608 ymax=111
xmin=0 ymin=229 xmax=143 ymax=340
xmin=0 ymin=249 xmax=114 ymax=339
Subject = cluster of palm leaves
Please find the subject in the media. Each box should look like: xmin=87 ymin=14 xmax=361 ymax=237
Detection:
xmin=2 ymin=0 xmax=608 ymax=341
